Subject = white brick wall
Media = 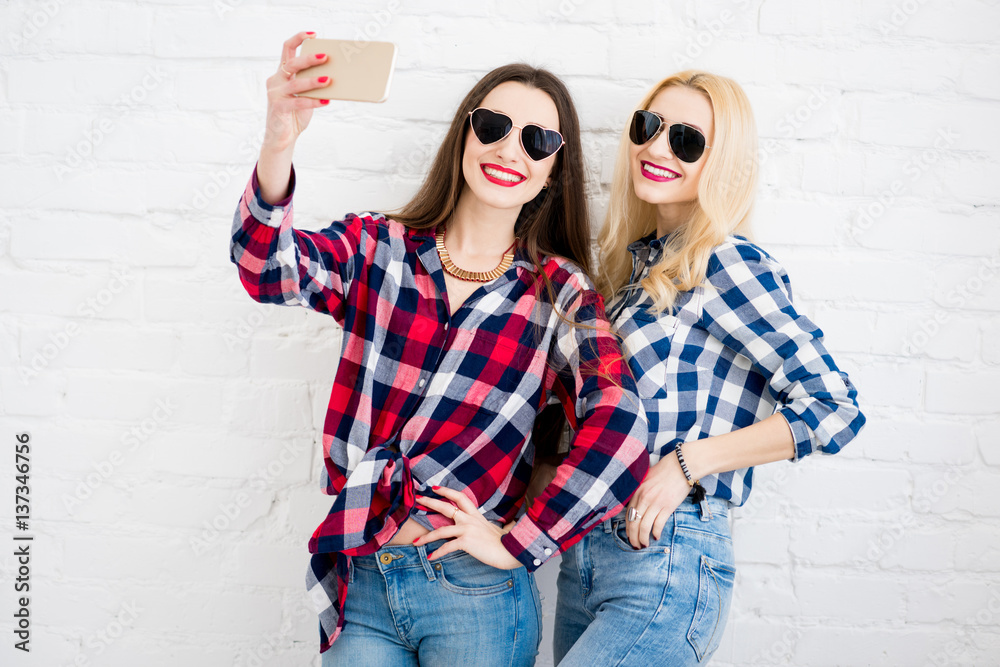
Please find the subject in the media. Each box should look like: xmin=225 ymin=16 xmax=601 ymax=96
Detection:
xmin=1 ymin=1 xmax=997 ymax=665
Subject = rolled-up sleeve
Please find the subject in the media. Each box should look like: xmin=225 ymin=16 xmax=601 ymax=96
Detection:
xmin=229 ymin=162 xmax=367 ymax=324
xmin=699 ymin=243 xmax=866 ymax=461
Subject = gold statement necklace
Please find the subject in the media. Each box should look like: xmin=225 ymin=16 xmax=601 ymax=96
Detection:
xmin=435 ymin=228 xmax=517 ymax=283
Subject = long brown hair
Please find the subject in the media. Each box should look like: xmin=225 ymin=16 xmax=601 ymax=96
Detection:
xmin=390 ymin=65 xmax=633 ymax=407
xmin=391 ymin=63 xmax=592 ymax=281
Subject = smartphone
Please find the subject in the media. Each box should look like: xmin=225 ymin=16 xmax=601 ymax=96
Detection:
xmin=295 ymin=38 xmax=397 ymax=103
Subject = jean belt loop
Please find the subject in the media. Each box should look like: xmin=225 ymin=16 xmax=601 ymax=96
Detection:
xmin=416 ymin=544 xmax=436 ymax=581
xmin=602 ymin=518 xmax=614 ymax=534
xmin=698 ymin=496 xmax=712 ymax=522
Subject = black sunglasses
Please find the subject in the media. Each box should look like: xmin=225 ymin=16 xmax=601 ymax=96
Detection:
xmin=468 ymin=107 xmax=565 ymax=162
xmin=628 ymin=109 xmax=710 ymax=163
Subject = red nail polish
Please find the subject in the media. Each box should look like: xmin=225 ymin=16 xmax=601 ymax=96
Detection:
xmin=412 ymin=538 xmax=419 ymax=544
xmin=318 ymin=76 xmax=329 ymax=83
xmin=315 ymin=53 xmax=326 ymax=59
xmin=432 ymin=486 xmax=441 ymax=490
xmin=306 ymin=32 xmax=315 ymax=35
xmin=319 ymin=99 xmax=329 ymax=105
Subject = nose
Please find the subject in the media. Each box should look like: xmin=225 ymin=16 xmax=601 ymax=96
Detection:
xmin=646 ymin=129 xmax=675 ymax=160
xmin=493 ymin=127 xmax=522 ymax=163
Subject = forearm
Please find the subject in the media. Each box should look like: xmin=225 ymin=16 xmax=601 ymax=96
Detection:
xmin=683 ymin=413 xmax=795 ymax=481
xmin=625 ymin=414 xmax=795 ymax=549
xmin=257 ymin=144 xmax=296 ymax=206
xmin=501 ymin=385 xmax=648 ymax=569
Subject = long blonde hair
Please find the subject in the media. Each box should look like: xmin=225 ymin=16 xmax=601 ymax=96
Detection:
xmin=596 ymin=71 xmax=759 ymax=313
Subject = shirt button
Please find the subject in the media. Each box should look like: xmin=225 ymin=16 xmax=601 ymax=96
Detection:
xmin=543 ymin=548 xmax=552 ymax=556
xmin=418 ymin=378 xmax=426 ymax=388
xmin=444 ymin=322 xmax=449 ymax=330
xmin=532 ymin=558 xmax=541 ymax=566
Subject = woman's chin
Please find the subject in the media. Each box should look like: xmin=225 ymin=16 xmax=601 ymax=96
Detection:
xmin=467 ymin=183 xmax=536 ymax=212
xmin=632 ymin=182 xmax=693 ymax=208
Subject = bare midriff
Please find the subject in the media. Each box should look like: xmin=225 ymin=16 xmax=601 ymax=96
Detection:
xmin=387 ymin=517 xmax=432 ymax=545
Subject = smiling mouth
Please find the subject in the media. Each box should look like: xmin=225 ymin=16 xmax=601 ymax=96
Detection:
xmin=641 ymin=160 xmax=681 ymax=182
xmin=482 ymin=163 xmax=526 ymax=186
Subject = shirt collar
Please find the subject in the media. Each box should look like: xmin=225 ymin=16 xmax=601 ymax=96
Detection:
xmin=405 ymin=224 xmax=436 ymax=242
xmin=628 ymin=229 xmax=677 ymax=255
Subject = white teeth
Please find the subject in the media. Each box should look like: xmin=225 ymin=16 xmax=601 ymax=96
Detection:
xmin=643 ymin=163 xmax=679 ymax=179
xmin=483 ymin=166 xmax=524 ymax=183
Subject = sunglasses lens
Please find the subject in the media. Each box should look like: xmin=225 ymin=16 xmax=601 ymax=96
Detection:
xmin=470 ymin=108 xmax=513 ymax=145
xmin=668 ymin=124 xmax=706 ymax=163
xmin=521 ymin=125 xmax=564 ymax=161
xmin=629 ymin=110 xmax=661 ymax=145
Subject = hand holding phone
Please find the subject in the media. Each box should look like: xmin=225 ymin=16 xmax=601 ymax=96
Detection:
xmin=256 ymin=33 xmax=397 ymax=204
xmin=295 ymin=38 xmax=397 ymax=103
xmin=256 ymin=32 xmax=334 ymax=203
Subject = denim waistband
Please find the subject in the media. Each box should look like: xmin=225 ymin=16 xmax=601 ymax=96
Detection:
xmin=351 ymin=539 xmax=465 ymax=579
xmin=603 ymin=494 xmax=731 ymax=531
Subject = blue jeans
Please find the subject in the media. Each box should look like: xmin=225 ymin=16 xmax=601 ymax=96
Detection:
xmin=321 ymin=539 xmax=542 ymax=666
xmin=554 ymin=496 xmax=735 ymax=666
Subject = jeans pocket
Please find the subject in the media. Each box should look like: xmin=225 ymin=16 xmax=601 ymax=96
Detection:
xmin=435 ymin=554 xmax=516 ymax=596
xmin=612 ymin=524 xmax=673 ymax=555
xmin=686 ymin=554 xmax=736 ymax=662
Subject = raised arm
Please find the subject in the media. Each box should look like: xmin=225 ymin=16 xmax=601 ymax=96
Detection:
xmin=229 ymin=32 xmax=369 ymax=323
xmin=257 ymin=32 xmax=331 ymax=203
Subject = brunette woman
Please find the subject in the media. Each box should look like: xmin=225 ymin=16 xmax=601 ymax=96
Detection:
xmin=229 ymin=32 xmax=648 ymax=666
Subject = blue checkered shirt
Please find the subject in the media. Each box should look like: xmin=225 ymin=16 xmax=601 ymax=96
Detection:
xmin=606 ymin=233 xmax=865 ymax=507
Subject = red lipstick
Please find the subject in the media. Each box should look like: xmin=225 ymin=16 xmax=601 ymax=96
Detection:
xmin=481 ymin=163 xmax=526 ymax=187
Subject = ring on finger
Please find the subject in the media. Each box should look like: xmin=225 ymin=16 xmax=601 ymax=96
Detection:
xmin=450 ymin=507 xmax=459 ymax=521
xmin=627 ymin=507 xmax=643 ymax=522
xmin=280 ymin=61 xmax=293 ymax=78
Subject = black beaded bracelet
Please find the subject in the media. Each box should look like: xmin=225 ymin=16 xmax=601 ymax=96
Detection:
xmin=675 ymin=444 xmax=699 ymax=488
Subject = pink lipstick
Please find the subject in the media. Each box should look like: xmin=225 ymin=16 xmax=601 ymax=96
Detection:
xmin=640 ymin=160 xmax=681 ymax=182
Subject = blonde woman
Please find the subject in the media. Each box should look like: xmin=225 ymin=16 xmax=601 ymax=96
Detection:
xmin=549 ymin=71 xmax=866 ymax=665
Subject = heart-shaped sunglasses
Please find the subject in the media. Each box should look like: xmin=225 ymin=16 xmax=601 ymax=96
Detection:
xmin=468 ymin=107 xmax=565 ymax=162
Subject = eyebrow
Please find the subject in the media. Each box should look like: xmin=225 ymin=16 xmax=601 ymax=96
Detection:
xmin=649 ymin=110 xmax=706 ymax=133
xmin=482 ymin=107 xmax=558 ymax=130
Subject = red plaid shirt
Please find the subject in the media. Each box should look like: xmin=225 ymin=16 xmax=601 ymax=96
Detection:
xmin=230 ymin=164 xmax=649 ymax=653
